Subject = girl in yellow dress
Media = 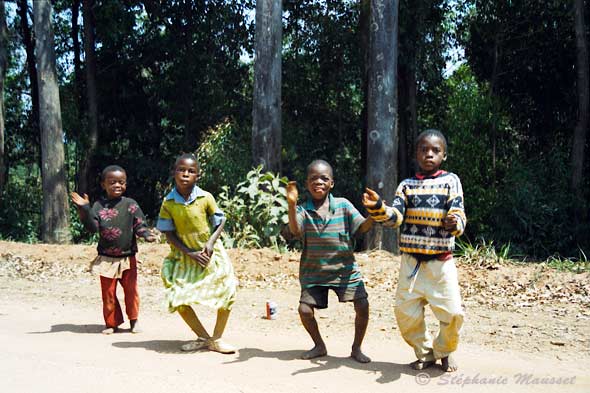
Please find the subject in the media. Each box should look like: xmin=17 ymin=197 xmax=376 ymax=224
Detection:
xmin=156 ymin=153 xmax=237 ymax=353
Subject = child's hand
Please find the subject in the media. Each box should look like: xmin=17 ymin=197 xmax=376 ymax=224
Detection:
xmin=187 ymin=250 xmax=210 ymax=268
xmin=443 ymin=214 xmax=458 ymax=231
xmin=286 ymin=181 xmax=298 ymax=205
xmin=70 ymin=192 xmax=90 ymax=207
xmin=144 ymin=232 xmax=159 ymax=243
xmin=362 ymin=187 xmax=381 ymax=208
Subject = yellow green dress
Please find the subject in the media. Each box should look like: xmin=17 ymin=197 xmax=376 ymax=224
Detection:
xmin=156 ymin=186 xmax=237 ymax=312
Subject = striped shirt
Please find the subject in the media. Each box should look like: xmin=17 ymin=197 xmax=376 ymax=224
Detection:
xmin=367 ymin=171 xmax=466 ymax=255
xmin=296 ymin=194 xmax=366 ymax=288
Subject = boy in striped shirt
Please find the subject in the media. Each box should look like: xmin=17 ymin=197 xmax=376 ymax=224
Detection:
xmin=363 ymin=129 xmax=466 ymax=372
xmin=287 ymin=160 xmax=374 ymax=363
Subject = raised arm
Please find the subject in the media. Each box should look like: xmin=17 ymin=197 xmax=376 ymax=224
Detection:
xmin=70 ymin=192 xmax=99 ymax=232
xmin=286 ymin=181 xmax=302 ymax=238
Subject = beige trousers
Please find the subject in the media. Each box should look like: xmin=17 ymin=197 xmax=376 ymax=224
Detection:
xmin=394 ymin=253 xmax=464 ymax=361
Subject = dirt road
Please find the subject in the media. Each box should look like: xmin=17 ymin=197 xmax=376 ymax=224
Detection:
xmin=0 ymin=241 xmax=588 ymax=392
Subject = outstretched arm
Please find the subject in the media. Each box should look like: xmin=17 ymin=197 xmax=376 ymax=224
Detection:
xmin=356 ymin=216 xmax=374 ymax=234
xmin=70 ymin=192 xmax=98 ymax=232
xmin=286 ymin=181 xmax=302 ymax=237
xmin=362 ymin=187 xmax=404 ymax=227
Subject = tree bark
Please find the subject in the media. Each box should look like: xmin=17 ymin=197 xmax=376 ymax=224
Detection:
xmin=252 ymin=0 xmax=282 ymax=172
xmin=571 ymin=0 xmax=589 ymax=200
xmin=17 ymin=0 xmax=40 ymax=131
xmin=79 ymin=0 xmax=99 ymax=195
xmin=33 ymin=0 xmax=71 ymax=243
xmin=0 ymin=0 xmax=7 ymax=191
xmin=366 ymin=0 xmax=399 ymax=252
xmin=71 ymin=0 xmax=83 ymax=112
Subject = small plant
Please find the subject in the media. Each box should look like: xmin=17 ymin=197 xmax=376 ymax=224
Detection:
xmin=545 ymin=248 xmax=590 ymax=273
xmin=455 ymin=237 xmax=515 ymax=266
xmin=218 ymin=166 xmax=289 ymax=251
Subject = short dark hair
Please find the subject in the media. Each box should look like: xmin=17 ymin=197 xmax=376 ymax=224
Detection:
xmin=173 ymin=153 xmax=199 ymax=171
xmin=415 ymin=129 xmax=448 ymax=152
xmin=100 ymin=165 xmax=126 ymax=181
xmin=306 ymin=159 xmax=333 ymax=177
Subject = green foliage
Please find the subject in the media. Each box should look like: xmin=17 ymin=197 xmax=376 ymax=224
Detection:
xmin=218 ymin=166 xmax=289 ymax=250
xmin=0 ymin=167 xmax=42 ymax=243
xmin=545 ymin=249 xmax=590 ymax=274
xmin=455 ymin=238 xmax=515 ymax=267
xmin=196 ymin=118 xmax=251 ymax=197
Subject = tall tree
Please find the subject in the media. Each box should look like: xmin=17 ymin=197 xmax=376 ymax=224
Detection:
xmin=79 ymin=0 xmax=98 ymax=195
xmin=0 ymin=0 xmax=6 ymax=191
xmin=17 ymin=0 xmax=39 ymax=132
xmin=71 ymin=0 xmax=83 ymax=113
xmin=33 ymin=0 xmax=71 ymax=243
xmin=252 ymin=0 xmax=282 ymax=172
xmin=366 ymin=0 xmax=400 ymax=252
xmin=571 ymin=0 xmax=589 ymax=200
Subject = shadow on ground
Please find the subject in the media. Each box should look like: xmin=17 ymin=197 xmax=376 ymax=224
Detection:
xmin=225 ymin=347 xmax=446 ymax=384
xmin=28 ymin=323 xmax=105 ymax=334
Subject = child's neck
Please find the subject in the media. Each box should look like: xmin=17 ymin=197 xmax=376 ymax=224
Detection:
xmin=312 ymin=194 xmax=330 ymax=211
xmin=176 ymin=185 xmax=194 ymax=200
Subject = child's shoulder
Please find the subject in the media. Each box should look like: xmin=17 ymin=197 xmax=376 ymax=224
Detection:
xmin=330 ymin=195 xmax=357 ymax=210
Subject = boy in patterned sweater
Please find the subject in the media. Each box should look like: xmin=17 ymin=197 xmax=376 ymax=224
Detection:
xmin=362 ymin=129 xmax=466 ymax=372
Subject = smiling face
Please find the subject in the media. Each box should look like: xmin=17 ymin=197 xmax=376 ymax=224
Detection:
xmin=416 ymin=135 xmax=447 ymax=176
xmin=101 ymin=170 xmax=127 ymax=199
xmin=173 ymin=157 xmax=199 ymax=195
xmin=306 ymin=162 xmax=334 ymax=202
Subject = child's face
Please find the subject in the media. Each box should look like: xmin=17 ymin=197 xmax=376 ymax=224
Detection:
xmin=101 ymin=170 xmax=127 ymax=199
xmin=306 ymin=164 xmax=334 ymax=201
xmin=416 ymin=135 xmax=446 ymax=175
xmin=174 ymin=158 xmax=199 ymax=192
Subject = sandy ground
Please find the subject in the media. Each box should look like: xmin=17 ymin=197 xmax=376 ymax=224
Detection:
xmin=0 ymin=241 xmax=589 ymax=392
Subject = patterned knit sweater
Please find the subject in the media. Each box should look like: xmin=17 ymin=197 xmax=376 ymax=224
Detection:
xmin=367 ymin=170 xmax=466 ymax=255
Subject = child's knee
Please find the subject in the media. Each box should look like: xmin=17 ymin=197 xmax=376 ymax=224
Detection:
xmin=354 ymin=298 xmax=369 ymax=316
xmin=298 ymin=303 xmax=314 ymax=319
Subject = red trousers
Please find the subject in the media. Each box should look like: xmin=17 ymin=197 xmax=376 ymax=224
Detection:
xmin=99 ymin=256 xmax=139 ymax=328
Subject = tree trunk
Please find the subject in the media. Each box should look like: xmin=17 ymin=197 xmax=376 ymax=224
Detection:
xmin=33 ymin=0 xmax=71 ymax=244
xmin=71 ymin=0 xmax=82 ymax=112
xmin=79 ymin=0 xmax=99 ymax=195
xmin=0 ymin=0 xmax=6 ymax=191
xmin=252 ymin=0 xmax=282 ymax=173
xmin=571 ymin=0 xmax=589 ymax=200
xmin=359 ymin=0 xmax=370 ymax=184
xmin=17 ymin=0 xmax=40 ymax=132
xmin=366 ymin=0 xmax=399 ymax=253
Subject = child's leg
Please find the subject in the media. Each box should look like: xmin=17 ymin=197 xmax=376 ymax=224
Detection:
xmin=177 ymin=305 xmax=211 ymax=339
xmin=351 ymin=297 xmax=370 ymax=363
xmin=395 ymin=254 xmax=434 ymax=367
xmin=100 ymin=275 xmax=124 ymax=333
xmin=212 ymin=308 xmax=231 ymax=339
xmin=207 ymin=308 xmax=236 ymax=354
xmin=120 ymin=257 xmax=140 ymax=332
xmin=425 ymin=258 xmax=463 ymax=372
xmin=298 ymin=302 xmax=327 ymax=359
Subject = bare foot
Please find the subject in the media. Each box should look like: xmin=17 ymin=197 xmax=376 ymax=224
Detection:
xmin=300 ymin=345 xmax=327 ymax=360
xmin=441 ymin=355 xmax=458 ymax=372
xmin=350 ymin=347 xmax=371 ymax=363
xmin=410 ymin=359 xmax=435 ymax=370
xmin=101 ymin=327 xmax=118 ymax=335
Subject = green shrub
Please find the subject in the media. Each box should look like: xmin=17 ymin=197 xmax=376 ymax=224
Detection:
xmin=196 ymin=118 xmax=251 ymax=196
xmin=218 ymin=166 xmax=289 ymax=251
